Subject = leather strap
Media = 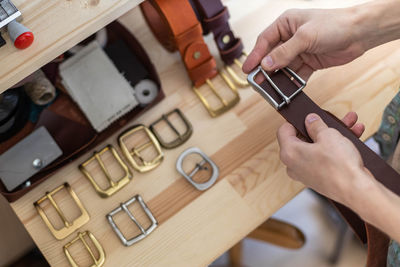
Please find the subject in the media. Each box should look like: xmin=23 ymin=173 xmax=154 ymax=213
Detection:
xmin=252 ymin=69 xmax=400 ymax=266
xmin=189 ymin=0 xmax=244 ymax=65
xmin=140 ymin=0 xmax=218 ymax=87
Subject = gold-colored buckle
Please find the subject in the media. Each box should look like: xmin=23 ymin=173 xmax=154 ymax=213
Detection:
xmin=149 ymin=109 xmax=193 ymax=149
xmin=225 ymin=52 xmax=248 ymax=87
xmin=63 ymin=231 xmax=105 ymax=267
xmin=34 ymin=183 xmax=90 ymax=240
xmin=79 ymin=145 xmax=133 ymax=198
xmin=193 ymin=72 xmax=240 ymax=117
xmin=118 ymin=125 xmax=163 ymax=173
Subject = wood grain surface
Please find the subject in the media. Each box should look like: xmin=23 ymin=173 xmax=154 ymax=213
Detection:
xmin=9 ymin=0 xmax=400 ymax=266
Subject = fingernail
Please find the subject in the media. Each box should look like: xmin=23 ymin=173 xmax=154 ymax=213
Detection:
xmin=262 ymin=56 xmax=274 ymax=68
xmin=306 ymin=114 xmax=319 ymax=124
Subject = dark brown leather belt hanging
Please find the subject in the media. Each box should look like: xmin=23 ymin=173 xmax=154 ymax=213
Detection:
xmin=248 ymin=66 xmax=400 ymax=267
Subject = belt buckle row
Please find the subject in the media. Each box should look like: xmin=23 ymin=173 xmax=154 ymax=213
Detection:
xmin=247 ymin=66 xmax=306 ymax=110
xmin=193 ymin=71 xmax=240 ymax=117
xmin=106 ymin=195 xmax=158 ymax=247
xmin=225 ymin=52 xmax=248 ymax=87
xmin=118 ymin=125 xmax=164 ymax=173
xmin=34 ymin=183 xmax=90 ymax=240
xmin=79 ymin=145 xmax=133 ymax=198
xmin=176 ymin=147 xmax=219 ymax=191
xmin=149 ymin=108 xmax=193 ymax=149
xmin=63 ymin=231 xmax=105 ymax=267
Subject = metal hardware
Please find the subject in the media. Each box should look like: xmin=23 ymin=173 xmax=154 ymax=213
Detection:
xmin=0 ymin=0 xmax=20 ymax=29
xmin=247 ymin=66 xmax=306 ymax=110
xmin=106 ymin=195 xmax=158 ymax=247
xmin=176 ymin=147 xmax=219 ymax=191
xmin=225 ymin=52 xmax=249 ymax=87
xmin=32 ymin=158 xmax=43 ymax=169
xmin=149 ymin=109 xmax=193 ymax=149
xmin=34 ymin=183 xmax=90 ymax=240
xmin=193 ymin=72 xmax=240 ymax=117
xmin=193 ymin=51 xmax=201 ymax=59
xmin=118 ymin=125 xmax=163 ymax=173
xmin=63 ymin=231 xmax=105 ymax=267
xmin=79 ymin=145 xmax=133 ymax=198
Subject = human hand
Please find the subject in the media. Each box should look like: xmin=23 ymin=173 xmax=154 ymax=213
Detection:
xmin=242 ymin=8 xmax=367 ymax=80
xmin=277 ymin=111 xmax=375 ymax=207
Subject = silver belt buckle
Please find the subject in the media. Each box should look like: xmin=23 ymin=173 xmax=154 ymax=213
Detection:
xmin=176 ymin=147 xmax=219 ymax=191
xmin=106 ymin=195 xmax=157 ymax=246
xmin=247 ymin=66 xmax=306 ymax=110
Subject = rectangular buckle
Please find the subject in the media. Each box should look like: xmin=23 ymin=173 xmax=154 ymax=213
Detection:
xmin=176 ymin=147 xmax=219 ymax=191
xmin=79 ymin=145 xmax=133 ymax=198
xmin=225 ymin=52 xmax=248 ymax=87
xmin=63 ymin=231 xmax=105 ymax=267
xmin=247 ymin=66 xmax=306 ymax=110
xmin=106 ymin=195 xmax=158 ymax=246
xmin=193 ymin=72 xmax=240 ymax=117
xmin=118 ymin=125 xmax=164 ymax=173
xmin=149 ymin=109 xmax=193 ymax=149
xmin=34 ymin=183 xmax=90 ymax=240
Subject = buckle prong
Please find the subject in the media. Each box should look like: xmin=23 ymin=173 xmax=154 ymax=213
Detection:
xmin=247 ymin=66 xmax=306 ymax=110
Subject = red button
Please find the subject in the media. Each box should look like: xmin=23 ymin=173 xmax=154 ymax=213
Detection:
xmin=14 ymin=31 xmax=34 ymax=49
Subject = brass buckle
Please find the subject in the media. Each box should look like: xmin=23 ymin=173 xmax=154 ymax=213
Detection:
xmin=149 ymin=109 xmax=193 ymax=149
xmin=225 ymin=52 xmax=248 ymax=87
xmin=63 ymin=231 xmax=105 ymax=267
xmin=106 ymin=195 xmax=158 ymax=246
xmin=118 ymin=125 xmax=164 ymax=173
xmin=79 ymin=145 xmax=133 ymax=198
xmin=193 ymin=72 xmax=240 ymax=117
xmin=176 ymin=147 xmax=219 ymax=191
xmin=34 ymin=183 xmax=90 ymax=240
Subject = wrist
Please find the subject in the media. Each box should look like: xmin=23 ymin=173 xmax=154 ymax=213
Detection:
xmin=350 ymin=0 xmax=400 ymax=51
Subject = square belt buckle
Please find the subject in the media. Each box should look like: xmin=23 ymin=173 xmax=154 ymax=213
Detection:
xmin=63 ymin=231 xmax=105 ymax=267
xmin=34 ymin=183 xmax=90 ymax=240
xmin=247 ymin=66 xmax=306 ymax=110
xmin=225 ymin=52 xmax=248 ymax=87
xmin=176 ymin=147 xmax=219 ymax=191
xmin=118 ymin=125 xmax=164 ymax=173
xmin=149 ymin=108 xmax=193 ymax=149
xmin=106 ymin=195 xmax=158 ymax=247
xmin=193 ymin=71 xmax=240 ymax=117
xmin=79 ymin=145 xmax=133 ymax=198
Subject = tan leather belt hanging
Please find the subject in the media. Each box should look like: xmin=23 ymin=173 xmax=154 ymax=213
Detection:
xmin=248 ymin=66 xmax=400 ymax=267
xmin=141 ymin=0 xmax=240 ymax=117
xmin=189 ymin=0 xmax=247 ymax=86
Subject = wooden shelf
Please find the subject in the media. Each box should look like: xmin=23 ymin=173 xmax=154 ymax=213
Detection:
xmin=0 ymin=0 xmax=143 ymax=92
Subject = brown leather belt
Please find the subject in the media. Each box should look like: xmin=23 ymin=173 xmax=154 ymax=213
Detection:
xmin=248 ymin=66 xmax=399 ymax=267
xmin=141 ymin=0 xmax=240 ymax=117
xmin=188 ymin=0 xmax=244 ymax=66
xmin=140 ymin=0 xmax=217 ymax=87
xmin=188 ymin=0 xmax=247 ymax=87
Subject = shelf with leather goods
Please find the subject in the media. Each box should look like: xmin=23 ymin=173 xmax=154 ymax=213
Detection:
xmin=0 ymin=0 xmax=144 ymax=92
xmin=7 ymin=0 xmax=400 ymax=266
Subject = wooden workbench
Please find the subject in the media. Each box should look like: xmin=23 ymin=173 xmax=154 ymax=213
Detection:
xmin=7 ymin=0 xmax=400 ymax=266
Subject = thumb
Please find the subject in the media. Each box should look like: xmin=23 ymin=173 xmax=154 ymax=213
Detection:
xmin=261 ymin=32 xmax=306 ymax=71
xmin=305 ymin=113 xmax=328 ymax=142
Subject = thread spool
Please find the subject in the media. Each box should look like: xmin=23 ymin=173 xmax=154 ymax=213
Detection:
xmin=134 ymin=79 xmax=158 ymax=106
xmin=24 ymin=70 xmax=56 ymax=106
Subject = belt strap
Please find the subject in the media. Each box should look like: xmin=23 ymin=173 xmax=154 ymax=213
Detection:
xmin=189 ymin=0 xmax=244 ymax=65
xmin=249 ymin=67 xmax=400 ymax=266
xmin=140 ymin=0 xmax=217 ymax=87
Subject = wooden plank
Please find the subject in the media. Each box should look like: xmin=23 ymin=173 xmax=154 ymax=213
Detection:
xmin=0 ymin=0 xmax=143 ymax=92
xmin=8 ymin=0 xmax=400 ymax=266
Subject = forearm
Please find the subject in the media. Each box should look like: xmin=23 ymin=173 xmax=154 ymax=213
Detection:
xmin=352 ymin=0 xmax=400 ymax=50
xmin=350 ymin=172 xmax=400 ymax=243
